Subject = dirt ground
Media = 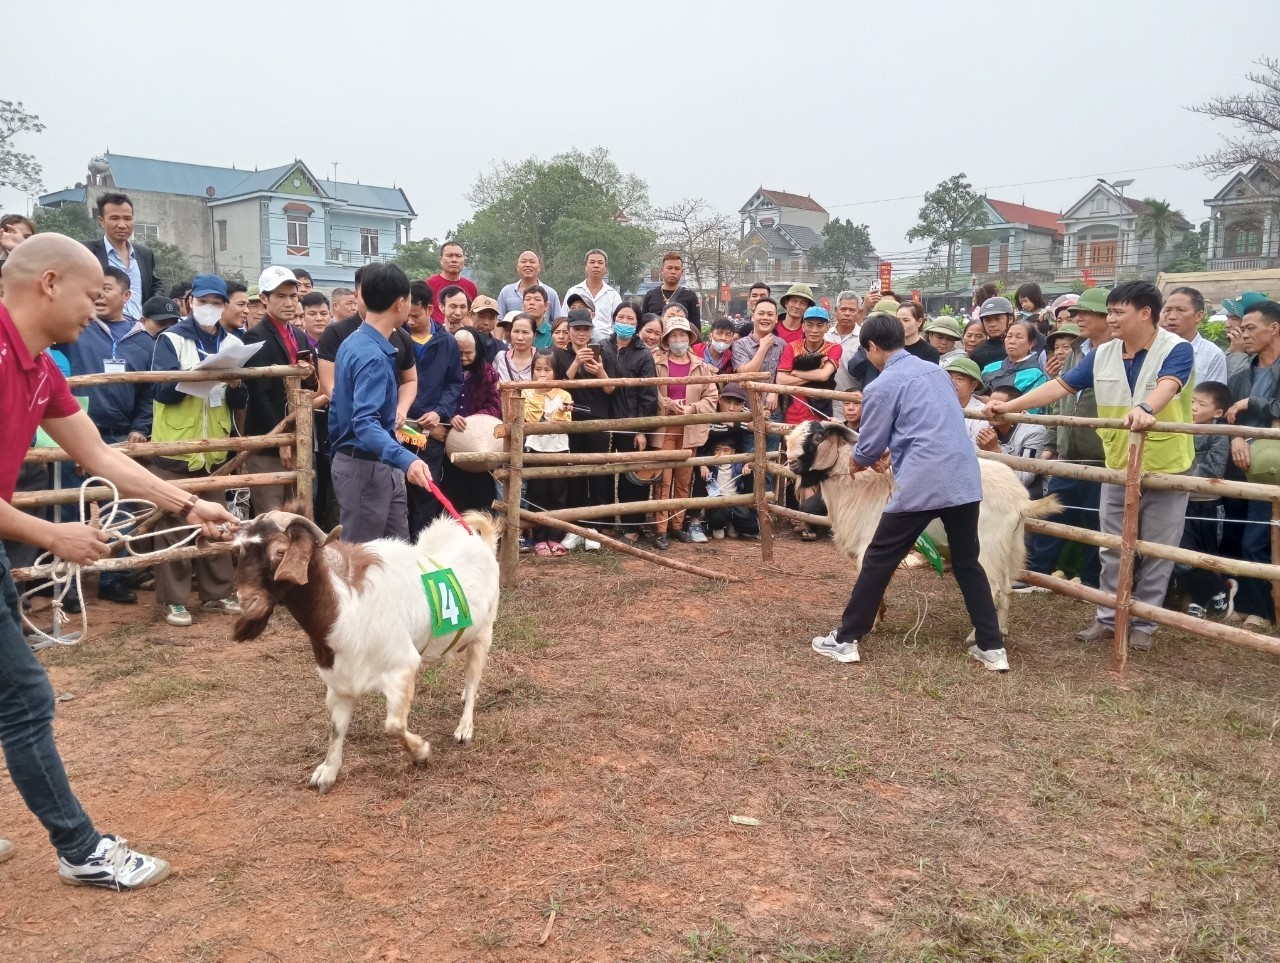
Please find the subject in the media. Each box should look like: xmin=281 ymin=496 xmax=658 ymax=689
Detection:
xmin=2 ymin=534 xmax=1278 ymax=962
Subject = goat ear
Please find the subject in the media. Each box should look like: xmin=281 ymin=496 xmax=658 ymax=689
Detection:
xmin=273 ymin=531 xmax=315 ymax=585
xmin=322 ymin=525 xmax=342 ymax=546
xmin=810 ymin=428 xmax=844 ymax=473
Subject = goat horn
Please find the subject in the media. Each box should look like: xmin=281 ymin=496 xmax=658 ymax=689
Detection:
xmin=262 ymin=511 xmax=326 ymax=542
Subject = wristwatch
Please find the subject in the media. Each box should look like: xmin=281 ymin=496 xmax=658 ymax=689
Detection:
xmin=1135 ymin=403 xmax=1154 ymax=415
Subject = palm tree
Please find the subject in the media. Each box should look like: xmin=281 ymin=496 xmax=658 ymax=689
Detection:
xmin=1135 ymin=198 xmax=1185 ymax=274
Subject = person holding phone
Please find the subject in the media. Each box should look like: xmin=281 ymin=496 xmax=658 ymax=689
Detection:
xmin=242 ymin=265 xmax=315 ymax=514
xmin=554 ymin=308 xmax=616 ymax=518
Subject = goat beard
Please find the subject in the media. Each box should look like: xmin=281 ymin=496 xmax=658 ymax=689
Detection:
xmin=232 ymin=592 xmax=277 ymax=642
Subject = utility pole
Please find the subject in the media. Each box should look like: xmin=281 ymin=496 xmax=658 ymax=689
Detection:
xmin=716 ymin=238 xmax=723 ymax=316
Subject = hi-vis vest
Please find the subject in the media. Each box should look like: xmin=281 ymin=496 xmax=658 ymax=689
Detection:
xmin=151 ymin=330 xmax=239 ymax=471
xmin=1092 ymin=326 xmax=1194 ymax=474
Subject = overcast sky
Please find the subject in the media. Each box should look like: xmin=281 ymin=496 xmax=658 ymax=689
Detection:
xmin=5 ymin=0 xmax=1278 ymax=273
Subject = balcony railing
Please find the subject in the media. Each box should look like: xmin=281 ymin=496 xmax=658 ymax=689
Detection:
xmin=327 ymin=249 xmax=395 ymax=266
xmin=1052 ymin=264 xmax=1145 ymax=283
xmin=1207 ymin=256 xmax=1278 ymax=272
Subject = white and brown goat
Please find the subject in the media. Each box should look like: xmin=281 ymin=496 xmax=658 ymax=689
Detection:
xmin=786 ymin=421 xmax=1060 ymax=640
xmin=233 ymin=509 xmax=500 ymax=794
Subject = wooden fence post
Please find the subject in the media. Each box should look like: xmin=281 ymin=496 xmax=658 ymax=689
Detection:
xmin=1271 ymin=501 xmax=1280 ymax=622
xmin=1110 ymin=431 xmax=1146 ymax=674
xmin=292 ymin=384 xmax=314 ymax=517
xmin=499 ymin=388 xmax=524 ymax=589
xmin=749 ymin=387 xmax=774 ymax=562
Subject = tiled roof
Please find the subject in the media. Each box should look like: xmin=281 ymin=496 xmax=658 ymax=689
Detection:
xmin=757 ymin=188 xmax=827 ymax=214
xmin=987 ymin=198 xmax=1063 ymax=236
xmin=777 ymin=223 xmax=823 ymax=250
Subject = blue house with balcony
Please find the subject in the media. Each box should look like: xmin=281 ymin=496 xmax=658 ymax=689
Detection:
xmin=38 ymin=152 xmax=415 ymax=288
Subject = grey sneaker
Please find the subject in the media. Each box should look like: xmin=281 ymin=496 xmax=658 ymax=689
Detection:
xmin=1011 ymin=580 xmax=1048 ymax=594
xmin=710 ymin=528 xmax=725 ymax=540
xmin=0 ymin=838 xmax=13 ymax=864
xmin=57 ymin=834 xmax=171 ymax=890
xmin=164 ymin=604 xmax=192 ymax=627
xmin=1186 ymin=603 xmax=1208 ymax=620
xmin=1129 ymin=629 xmax=1153 ymax=651
xmin=688 ymin=522 xmax=708 ymax=544
xmin=201 ymin=597 xmax=242 ymax=615
xmin=811 ymin=631 xmax=860 ymax=663
xmin=968 ymin=645 xmax=1010 ymax=672
xmin=1075 ymin=621 xmax=1110 ymax=643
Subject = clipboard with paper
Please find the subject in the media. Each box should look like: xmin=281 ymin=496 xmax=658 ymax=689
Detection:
xmin=175 ymin=341 xmax=265 ymax=399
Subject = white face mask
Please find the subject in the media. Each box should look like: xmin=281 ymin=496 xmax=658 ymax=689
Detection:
xmin=711 ymin=339 xmax=730 ymax=353
xmin=667 ymin=338 xmax=690 ymax=356
xmin=193 ymin=304 xmax=223 ymax=329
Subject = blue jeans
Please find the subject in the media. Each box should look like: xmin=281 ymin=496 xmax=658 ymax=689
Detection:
xmin=1025 ymin=475 xmax=1101 ymax=588
xmin=1235 ymin=498 xmax=1275 ymax=621
xmin=0 ymin=543 xmax=100 ymax=861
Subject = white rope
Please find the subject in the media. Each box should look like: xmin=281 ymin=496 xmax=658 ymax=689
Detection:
xmin=20 ymin=477 xmax=206 ymax=651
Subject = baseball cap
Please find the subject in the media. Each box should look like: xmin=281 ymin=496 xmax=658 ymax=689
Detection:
xmin=802 ymin=306 xmax=831 ymax=323
xmin=566 ymin=291 xmax=597 ymax=313
xmin=1222 ymin=292 xmax=1270 ymax=318
xmin=258 ymin=265 xmax=298 ymax=294
xmin=498 ymin=310 xmax=521 ymax=328
xmin=141 ymin=295 xmax=181 ymax=322
xmin=941 ymin=356 xmax=983 ymax=383
xmin=1068 ymin=288 xmax=1109 ymax=316
xmin=978 ymin=296 xmax=1014 ymax=318
xmin=567 ymin=307 xmax=594 ymax=327
xmin=190 ymin=274 xmax=228 ymax=300
xmin=472 ymin=295 xmax=499 ymax=316
xmin=720 ymin=382 xmax=748 ymax=402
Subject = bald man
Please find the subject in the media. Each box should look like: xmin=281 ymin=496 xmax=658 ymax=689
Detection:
xmin=0 ymin=235 xmax=239 ymax=889
xmin=496 ymin=250 xmax=563 ymax=320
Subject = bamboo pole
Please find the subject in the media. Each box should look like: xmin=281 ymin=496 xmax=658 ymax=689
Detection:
xmin=23 ymin=433 xmax=295 ymax=465
xmin=1110 ymin=432 xmax=1146 ymax=674
xmin=748 ymin=387 xmax=775 ymax=562
xmin=1272 ymin=501 xmax=1280 ymax=621
xmin=516 ymin=411 xmax=754 ymax=437
xmin=769 ymin=503 xmax=830 ymax=527
xmin=1025 ymin=517 xmax=1280 ymax=581
xmin=11 ymin=543 xmax=231 ymax=583
xmin=981 ymin=450 xmax=1280 ymax=503
xmin=212 ymin=410 xmax=297 ymax=479
xmin=66 ymin=364 xmax=307 ymax=388
xmin=291 ymin=382 xmax=315 ymax=517
xmin=520 ymin=453 xmax=756 ymax=481
xmin=1018 ymin=571 xmax=1280 ymax=659
xmin=499 ymin=389 xmax=524 ymax=590
xmin=450 ymin=448 xmax=691 ymax=466
xmin=11 ymin=471 xmax=296 ymax=509
xmin=502 ymin=506 xmax=743 ymax=583
xmin=498 ymin=371 xmax=761 ymax=392
xmin=536 ymin=492 xmax=764 ymax=525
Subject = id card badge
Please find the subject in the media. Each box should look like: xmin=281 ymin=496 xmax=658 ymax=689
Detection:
xmin=208 ymin=385 xmax=225 ymax=408
xmin=103 ymin=359 xmax=127 ymax=374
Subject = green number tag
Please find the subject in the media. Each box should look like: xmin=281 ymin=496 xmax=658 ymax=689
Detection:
xmin=914 ymin=532 xmax=945 ymax=577
xmin=421 ymin=568 xmax=473 ymax=637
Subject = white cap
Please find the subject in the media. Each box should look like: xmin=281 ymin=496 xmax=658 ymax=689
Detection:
xmin=258 ymin=266 xmax=298 ymax=294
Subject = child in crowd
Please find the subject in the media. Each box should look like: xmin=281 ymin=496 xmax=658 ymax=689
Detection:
xmin=839 ymin=392 xmax=862 ymax=430
xmin=702 ymin=439 xmax=759 ymax=540
xmin=1175 ymin=381 xmax=1237 ymax=619
xmin=978 ymin=385 xmax=1045 ymax=496
xmin=521 ymin=350 xmax=574 ymax=557
xmin=942 ymin=356 xmax=989 ymax=450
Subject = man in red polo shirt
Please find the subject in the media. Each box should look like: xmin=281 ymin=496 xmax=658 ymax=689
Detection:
xmin=0 ymin=234 xmax=238 ymax=889
xmin=425 ymin=242 xmax=478 ymax=323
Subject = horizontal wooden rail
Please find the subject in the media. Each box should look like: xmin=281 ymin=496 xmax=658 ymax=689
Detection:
xmin=519 ymin=411 xmax=755 ymax=437
xmin=450 ymin=448 xmax=691 ymax=466
xmin=67 ymin=364 xmax=308 ymax=388
xmin=24 ymin=433 xmax=294 ymax=465
xmin=519 ymin=452 xmax=757 ymax=481
xmin=535 ymin=492 xmax=769 ymax=525
xmin=12 ymin=471 xmax=296 ymax=509
xmin=11 ymin=543 xmax=231 ymax=583
xmin=498 ymin=372 xmax=761 ymax=392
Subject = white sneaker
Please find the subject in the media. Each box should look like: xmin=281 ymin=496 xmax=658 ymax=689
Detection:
xmin=164 ymin=604 xmax=192 ymax=627
xmin=57 ymin=834 xmax=171 ymax=890
xmin=1243 ymin=614 xmax=1273 ymax=632
xmin=0 ymin=838 xmax=13 ymax=864
xmin=583 ymin=529 xmax=602 ymax=551
xmin=560 ymin=533 xmax=584 ymax=551
xmin=810 ymin=631 xmax=860 ymax=663
xmin=201 ymin=597 xmax=242 ymax=615
xmin=968 ymin=645 xmax=1010 ymax=672
xmin=711 ymin=528 xmax=726 ymax=540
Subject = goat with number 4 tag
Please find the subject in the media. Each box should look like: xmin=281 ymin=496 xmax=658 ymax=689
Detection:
xmin=230 ymin=503 xmax=501 ymax=794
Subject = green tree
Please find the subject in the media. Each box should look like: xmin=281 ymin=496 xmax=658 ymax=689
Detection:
xmin=1135 ymin=197 xmax=1186 ymax=273
xmin=905 ymin=174 xmax=989 ymax=293
xmin=33 ymin=203 xmax=99 ymax=241
xmin=0 ymin=100 xmax=44 ymax=194
xmin=1163 ymin=222 xmax=1209 ymax=274
xmin=807 ymin=218 xmax=875 ymax=291
xmin=452 ymin=149 xmax=655 ymax=294
xmin=148 ymin=239 xmax=193 ymax=288
xmin=392 ymin=237 xmax=441 ymax=280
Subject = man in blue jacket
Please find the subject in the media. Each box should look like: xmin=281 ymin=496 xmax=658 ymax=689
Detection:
xmin=59 ymin=265 xmax=155 ymax=604
xmin=404 ymin=281 xmax=463 ymax=534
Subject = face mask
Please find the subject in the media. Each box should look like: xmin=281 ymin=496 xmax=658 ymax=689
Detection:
xmin=614 ymin=323 xmax=637 ymax=340
xmin=667 ymin=339 xmax=689 ymax=356
xmin=711 ymin=339 xmax=730 ymax=353
xmin=193 ymin=304 xmax=223 ymax=329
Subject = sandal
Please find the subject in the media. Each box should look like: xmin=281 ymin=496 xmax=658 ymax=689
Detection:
xmin=533 ymin=542 xmax=553 ymax=557
xmin=549 ymin=542 xmax=569 ymax=557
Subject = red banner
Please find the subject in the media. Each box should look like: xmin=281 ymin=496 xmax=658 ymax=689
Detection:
xmin=879 ymin=262 xmax=893 ymax=293
xmin=720 ymin=283 xmax=731 ymax=302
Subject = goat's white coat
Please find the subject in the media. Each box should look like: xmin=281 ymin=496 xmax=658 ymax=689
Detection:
xmin=787 ymin=422 xmax=1059 ymax=641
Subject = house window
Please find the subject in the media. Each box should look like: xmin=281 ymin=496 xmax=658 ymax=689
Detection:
xmin=286 ymin=213 xmax=310 ymax=257
xmin=1226 ymin=221 xmax=1263 ymax=257
xmin=360 ymin=228 xmax=379 ymax=257
xmin=971 ymin=245 xmax=990 ymax=274
xmin=217 ymin=220 xmax=228 ymax=252
xmin=1093 ymin=196 xmax=1107 ymax=212
xmin=790 ymin=258 xmax=800 ymax=273
xmin=136 ymin=222 xmax=159 ymax=241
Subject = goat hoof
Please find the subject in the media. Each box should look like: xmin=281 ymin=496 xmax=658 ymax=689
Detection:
xmin=454 ymin=725 xmax=473 ymax=745
xmin=309 ymin=765 xmax=337 ymax=794
xmin=413 ymin=743 xmax=432 ymax=766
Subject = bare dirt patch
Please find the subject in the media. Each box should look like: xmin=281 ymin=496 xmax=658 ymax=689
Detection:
xmin=2 ymin=536 xmax=1278 ymax=962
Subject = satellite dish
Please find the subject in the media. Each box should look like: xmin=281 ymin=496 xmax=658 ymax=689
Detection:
xmin=205 ymin=186 xmax=216 ymax=197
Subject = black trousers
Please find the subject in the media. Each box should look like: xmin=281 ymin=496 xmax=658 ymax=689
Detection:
xmin=406 ymin=437 xmax=448 ymax=538
xmin=1176 ymin=499 xmax=1227 ymax=607
xmin=568 ymin=431 xmax=611 ymax=510
xmin=835 ymin=501 xmax=1004 ymax=651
